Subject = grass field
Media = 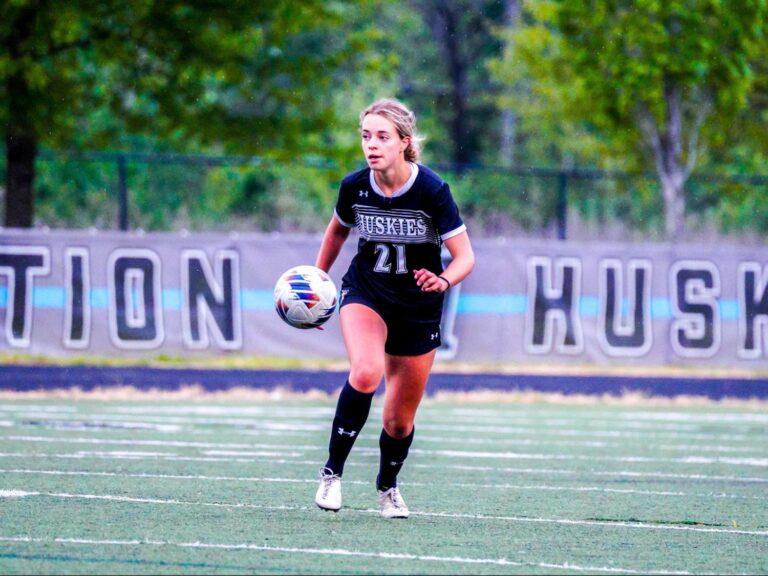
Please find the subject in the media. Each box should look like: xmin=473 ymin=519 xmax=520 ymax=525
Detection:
xmin=0 ymin=387 xmax=767 ymax=575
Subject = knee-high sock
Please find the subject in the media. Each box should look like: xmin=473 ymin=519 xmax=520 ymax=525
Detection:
xmin=377 ymin=427 xmax=415 ymax=491
xmin=324 ymin=381 xmax=374 ymax=476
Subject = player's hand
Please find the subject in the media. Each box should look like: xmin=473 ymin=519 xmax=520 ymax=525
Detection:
xmin=413 ymin=268 xmax=449 ymax=293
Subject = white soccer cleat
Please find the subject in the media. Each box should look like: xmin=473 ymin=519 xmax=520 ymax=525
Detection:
xmin=315 ymin=467 xmax=342 ymax=512
xmin=377 ymin=486 xmax=409 ymax=519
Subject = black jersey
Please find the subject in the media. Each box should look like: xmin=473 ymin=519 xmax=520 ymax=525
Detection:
xmin=334 ymin=163 xmax=466 ymax=314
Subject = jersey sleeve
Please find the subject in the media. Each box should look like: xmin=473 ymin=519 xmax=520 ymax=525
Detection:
xmin=334 ymin=179 xmax=356 ymax=228
xmin=433 ymin=182 xmax=466 ymax=241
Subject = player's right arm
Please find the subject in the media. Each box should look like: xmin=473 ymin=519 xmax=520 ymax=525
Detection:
xmin=315 ymin=215 xmax=351 ymax=273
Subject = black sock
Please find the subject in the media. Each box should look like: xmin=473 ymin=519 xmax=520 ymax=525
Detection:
xmin=324 ymin=381 xmax=374 ymax=476
xmin=377 ymin=427 xmax=414 ymax=491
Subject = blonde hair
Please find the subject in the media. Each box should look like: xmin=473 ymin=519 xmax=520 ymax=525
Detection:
xmin=360 ymin=98 xmax=424 ymax=162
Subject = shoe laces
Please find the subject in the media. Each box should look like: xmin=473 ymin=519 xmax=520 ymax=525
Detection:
xmin=319 ymin=467 xmax=340 ymax=497
xmin=382 ymin=487 xmax=405 ymax=510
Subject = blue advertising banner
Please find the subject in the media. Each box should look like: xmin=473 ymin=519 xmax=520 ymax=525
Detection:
xmin=1 ymin=229 xmax=767 ymax=370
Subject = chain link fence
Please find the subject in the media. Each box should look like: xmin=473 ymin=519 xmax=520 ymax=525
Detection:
xmin=2 ymin=151 xmax=767 ymax=241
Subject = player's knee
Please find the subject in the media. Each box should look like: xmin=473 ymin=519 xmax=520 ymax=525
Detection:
xmin=383 ymin=417 xmax=413 ymax=439
xmin=349 ymin=362 xmax=383 ymax=394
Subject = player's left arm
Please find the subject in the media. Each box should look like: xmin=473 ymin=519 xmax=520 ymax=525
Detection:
xmin=415 ymin=231 xmax=474 ymax=293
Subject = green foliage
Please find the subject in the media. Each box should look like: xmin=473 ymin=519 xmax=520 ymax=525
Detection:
xmin=492 ymin=0 xmax=767 ymax=167
xmin=448 ymin=169 xmax=560 ymax=233
xmin=0 ymin=0 xmax=393 ymax=225
xmin=34 ymin=158 xmax=117 ymax=229
xmin=2 ymin=0 xmax=768 ymax=237
xmin=23 ymin=154 xmax=347 ymax=233
xmin=489 ymin=0 xmax=768 ymax=235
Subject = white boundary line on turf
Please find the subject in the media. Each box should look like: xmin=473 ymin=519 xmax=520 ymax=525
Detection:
xmin=7 ymin=432 xmax=764 ymax=455
xmin=0 ymin=451 xmax=306 ymax=463
xmin=7 ymin=401 xmax=766 ymax=426
xmin=2 ymin=467 xmax=766 ymax=500
xmin=0 ymin=410 xmax=718 ymax=433
xmin=3 ymin=435 xmax=320 ymax=451
xmin=3 ymin=446 xmax=768 ymax=471
xmin=3 ymin=408 xmax=762 ymax=436
xmin=424 ymin=463 xmax=768 ymax=484
xmin=2 ymin=448 xmax=765 ymax=484
xmin=1 ymin=489 xmax=767 ymax=537
xmin=0 ymin=535 xmax=700 ymax=575
xmin=442 ymin=406 xmax=768 ymax=423
xmin=3 ymin=434 xmax=768 ymax=467
xmin=2 ymin=412 xmax=761 ymax=445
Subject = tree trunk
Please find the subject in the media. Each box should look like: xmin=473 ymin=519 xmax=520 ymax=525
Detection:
xmin=438 ymin=4 xmax=470 ymax=171
xmin=642 ymin=79 xmax=687 ymax=241
xmin=499 ymin=0 xmax=521 ymax=166
xmin=418 ymin=1 xmax=471 ymax=172
xmin=660 ymin=81 xmax=686 ymax=241
xmin=4 ymin=4 xmax=38 ymax=228
xmin=660 ymin=170 xmax=685 ymax=242
xmin=5 ymin=132 xmax=37 ymax=228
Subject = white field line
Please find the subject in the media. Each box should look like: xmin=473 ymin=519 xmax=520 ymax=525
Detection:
xmin=611 ymin=411 xmax=768 ymax=424
xmin=0 ymin=411 xmax=328 ymax=431
xmin=0 ymin=451 xmax=305 ymax=463
xmin=2 ymin=445 xmax=768 ymax=468
xmin=1 ymin=490 xmax=767 ymax=538
xmin=445 ymin=407 xmax=768 ymax=424
xmin=0 ymin=535 xmax=697 ymax=575
xmin=0 ymin=411 xmax=713 ymax=433
xmin=221 ymin=426 xmax=764 ymax=444
xmin=3 ymin=412 xmax=763 ymax=445
xmin=407 ymin=448 xmax=768 ymax=467
xmin=2 ymin=449 xmax=762 ymax=484
xmin=13 ymin=432 xmax=745 ymax=454
xmin=410 ymin=463 xmax=768 ymax=484
xmin=2 ymin=467 xmax=766 ymax=500
xmin=3 ymin=448 xmax=767 ymax=485
xmin=655 ymin=444 xmax=762 ymax=454
xmin=2 ymin=406 xmax=758 ymax=434
xmin=0 ymin=404 xmax=78 ymax=413
xmin=4 ymin=435 xmax=320 ymax=451
xmin=114 ymin=406 xmax=336 ymax=417
xmin=9 ymin=401 xmax=766 ymax=425
xmin=418 ymin=435 xmax=763 ymax=454
xmin=0 ymin=415 xmax=182 ymax=432
xmin=6 ymin=433 xmax=766 ymax=460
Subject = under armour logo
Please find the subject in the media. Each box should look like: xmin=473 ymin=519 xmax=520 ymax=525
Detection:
xmin=359 ymin=190 xmax=368 ymax=198
xmin=337 ymin=427 xmax=357 ymax=437
xmin=430 ymin=332 xmax=439 ymax=340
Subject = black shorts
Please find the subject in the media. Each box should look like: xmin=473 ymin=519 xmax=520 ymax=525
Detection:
xmin=339 ymin=283 xmax=442 ymax=356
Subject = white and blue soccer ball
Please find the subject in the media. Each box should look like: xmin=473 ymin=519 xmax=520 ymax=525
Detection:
xmin=273 ymin=265 xmax=338 ymax=329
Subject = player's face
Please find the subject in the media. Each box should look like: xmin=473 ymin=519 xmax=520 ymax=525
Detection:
xmin=361 ymin=114 xmax=409 ymax=171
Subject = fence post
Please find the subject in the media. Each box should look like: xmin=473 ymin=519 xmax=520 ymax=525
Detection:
xmin=117 ymin=154 xmax=128 ymax=231
xmin=556 ymin=171 xmax=568 ymax=240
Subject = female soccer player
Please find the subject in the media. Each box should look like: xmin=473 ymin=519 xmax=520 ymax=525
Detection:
xmin=313 ymin=98 xmax=475 ymax=518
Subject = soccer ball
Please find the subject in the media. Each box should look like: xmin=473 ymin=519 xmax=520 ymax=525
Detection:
xmin=273 ymin=265 xmax=338 ymax=329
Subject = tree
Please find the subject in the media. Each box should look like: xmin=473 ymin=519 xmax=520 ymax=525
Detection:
xmin=492 ymin=0 xmax=767 ymax=240
xmin=0 ymin=0 xmax=382 ymax=228
xmin=392 ymin=0 xmax=506 ymax=169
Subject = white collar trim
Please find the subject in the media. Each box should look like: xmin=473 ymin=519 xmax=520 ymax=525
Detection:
xmin=369 ymin=163 xmax=419 ymax=198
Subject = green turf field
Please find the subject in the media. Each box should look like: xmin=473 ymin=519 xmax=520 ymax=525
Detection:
xmin=0 ymin=392 xmax=766 ymax=574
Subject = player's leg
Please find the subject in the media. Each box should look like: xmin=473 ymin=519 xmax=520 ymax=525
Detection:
xmin=326 ymin=303 xmax=386 ymax=472
xmin=376 ymin=349 xmax=436 ymax=518
xmin=316 ymin=303 xmax=386 ymax=511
